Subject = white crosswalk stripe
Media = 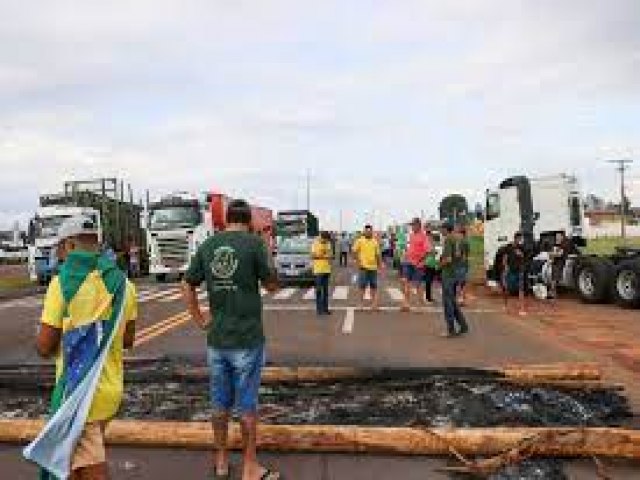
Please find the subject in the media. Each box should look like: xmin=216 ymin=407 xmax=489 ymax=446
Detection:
xmin=386 ymin=287 xmax=405 ymax=302
xmin=272 ymin=287 xmax=297 ymax=300
xmin=332 ymin=286 xmax=349 ymax=300
xmin=139 ymin=288 xmax=180 ymax=303
xmin=303 ymin=288 xmax=315 ymax=300
xmin=157 ymin=290 xmax=184 ymax=302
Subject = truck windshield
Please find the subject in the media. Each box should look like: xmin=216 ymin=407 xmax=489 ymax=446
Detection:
xmin=485 ymin=193 xmax=500 ymax=221
xmin=278 ymin=238 xmax=311 ymax=254
xmin=37 ymin=215 xmax=72 ymax=239
xmin=276 ymin=220 xmax=305 ymax=236
xmin=569 ymin=196 xmax=582 ymax=227
xmin=149 ymin=206 xmax=201 ymax=230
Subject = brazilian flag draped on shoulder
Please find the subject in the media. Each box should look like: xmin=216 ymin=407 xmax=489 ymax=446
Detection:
xmin=23 ymin=251 xmax=127 ymax=480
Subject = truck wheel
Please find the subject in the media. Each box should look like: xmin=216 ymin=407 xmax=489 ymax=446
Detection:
xmin=155 ymin=274 xmax=167 ymax=283
xmin=576 ymin=257 xmax=613 ymax=304
xmin=613 ymin=260 xmax=640 ymax=308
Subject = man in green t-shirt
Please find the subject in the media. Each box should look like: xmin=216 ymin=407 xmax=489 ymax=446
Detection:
xmin=439 ymin=223 xmax=469 ymax=338
xmin=182 ymin=199 xmax=280 ymax=480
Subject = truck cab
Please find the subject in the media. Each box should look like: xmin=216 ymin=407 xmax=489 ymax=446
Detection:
xmin=484 ymin=174 xmax=585 ymax=284
xmin=28 ymin=206 xmax=102 ymax=284
xmin=146 ymin=192 xmax=210 ymax=281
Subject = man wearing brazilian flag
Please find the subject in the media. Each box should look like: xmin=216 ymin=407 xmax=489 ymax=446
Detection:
xmin=24 ymin=215 xmax=138 ymax=480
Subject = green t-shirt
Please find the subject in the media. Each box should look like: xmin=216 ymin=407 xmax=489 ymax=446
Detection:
xmin=440 ymin=236 xmax=462 ymax=279
xmin=185 ymin=230 xmax=274 ymax=349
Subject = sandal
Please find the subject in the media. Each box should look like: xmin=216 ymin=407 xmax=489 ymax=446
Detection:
xmin=212 ymin=466 xmax=231 ymax=479
xmin=260 ymin=469 xmax=282 ymax=480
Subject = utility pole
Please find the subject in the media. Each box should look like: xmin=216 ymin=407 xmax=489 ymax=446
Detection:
xmin=305 ymin=168 xmax=311 ymax=212
xmin=607 ymin=159 xmax=634 ymax=240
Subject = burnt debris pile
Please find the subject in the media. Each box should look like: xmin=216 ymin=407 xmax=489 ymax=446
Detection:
xmin=0 ymin=359 xmax=631 ymax=427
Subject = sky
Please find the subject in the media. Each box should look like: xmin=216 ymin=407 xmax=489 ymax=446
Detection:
xmin=0 ymin=0 xmax=639 ymax=230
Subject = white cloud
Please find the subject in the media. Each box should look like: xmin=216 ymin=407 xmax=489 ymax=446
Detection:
xmin=0 ymin=1 xmax=639 ymax=230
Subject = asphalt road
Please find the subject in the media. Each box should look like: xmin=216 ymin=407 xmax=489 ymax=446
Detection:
xmin=1 ymin=263 xmax=638 ymax=479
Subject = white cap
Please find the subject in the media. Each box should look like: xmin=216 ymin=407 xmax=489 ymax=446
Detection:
xmin=58 ymin=216 xmax=99 ymax=242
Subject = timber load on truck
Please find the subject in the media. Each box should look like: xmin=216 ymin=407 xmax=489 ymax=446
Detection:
xmin=28 ymin=178 xmax=146 ymax=284
xmin=484 ymin=174 xmax=640 ymax=309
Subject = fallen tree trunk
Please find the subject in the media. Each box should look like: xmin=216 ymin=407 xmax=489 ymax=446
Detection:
xmin=2 ymin=419 xmax=639 ymax=459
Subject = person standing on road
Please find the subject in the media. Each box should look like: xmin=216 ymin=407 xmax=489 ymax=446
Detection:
xmin=181 ymin=199 xmax=280 ymax=480
xmin=439 ymin=223 xmax=469 ymax=337
xmin=25 ymin=216 xmax=137 ymax=480
xmin=456 ymin=226 xmax=471 ymax=306
xmin=401 ymin=218 xmax=430 ymax=312
xmin=338 ymin=232 xmax=351 ymax=267
xmin=353 ymin=224 xmax=382 ymax=310
xmin=311 ymin=231 xmax=333 ymax=316
xmin=501 ymin=232 xmax=528 ymax=316
xmin=423 ymin=226 xmax=439 ymax=304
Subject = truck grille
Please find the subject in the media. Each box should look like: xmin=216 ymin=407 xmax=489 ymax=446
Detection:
xmin=157 ymin=237 xmax=189 ymax=266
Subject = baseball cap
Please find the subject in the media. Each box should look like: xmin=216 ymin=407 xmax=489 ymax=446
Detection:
xmin=58 ymin=216 xmax=99 ymax=241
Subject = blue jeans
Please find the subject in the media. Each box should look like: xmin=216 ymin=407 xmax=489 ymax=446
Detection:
xmin=442 ymin=276 xmax=469 ymax=334
xmin=207 ymin=345 xmax=265 ymax=414
xmin=315 ymin=273 xmax=330 ymax=314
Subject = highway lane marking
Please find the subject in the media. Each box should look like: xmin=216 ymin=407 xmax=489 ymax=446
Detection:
xmin=134 ymin=311 xmax=188 ymax=339
xmin=134 ymin=311 xmax=190 ymax=346
xmin=303 ymin=288 xmax=315 ymax=300
xmin=332 ymin=286 xmax=349 ymax=300
xmin=342 ymin=307 xmax=355 ymax=334
xmin=0 ymin=296 xmax=43 ymax=310
xmin=158 ymin=291 xmax=184 ymax=303
xmin=272 ymin=287 xmax=296 ymax=300
xmin=139 ymin=289 xmax=180 ymax=303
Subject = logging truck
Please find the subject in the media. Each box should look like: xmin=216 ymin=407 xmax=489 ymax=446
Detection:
xmin=28 ymin=179 xmax=145 ymax=284
xmin=485 ymin=174 xmax=640 ymax=308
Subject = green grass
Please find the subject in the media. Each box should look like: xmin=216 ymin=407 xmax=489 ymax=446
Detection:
xmin=583 ymin=237 xmax=640 ymax=255
xmin=0 ymin=277 xmax=34 ymax=292
xmin=468 ymin=235 xmax=485 ymax=281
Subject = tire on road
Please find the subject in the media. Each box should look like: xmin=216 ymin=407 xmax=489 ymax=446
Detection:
xmin=613 ymin=259 xmax=640 ymax=309
xmin=155 ymin=274 xmax=167 ymax=283
xmin=575 ymin=257 xmax=614 ymax=304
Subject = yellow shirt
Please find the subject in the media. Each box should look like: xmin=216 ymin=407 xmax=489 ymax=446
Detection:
xmin=41 ymin=272 xmax=137 ymax=422
xmin=311 ymin=239 xmax=332 ymax=275
xmin=353 ymin=237 xmax=380 ymax=271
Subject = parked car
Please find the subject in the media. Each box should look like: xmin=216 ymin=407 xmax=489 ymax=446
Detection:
xmin=275 ymin=237 xmax=314 ymax=285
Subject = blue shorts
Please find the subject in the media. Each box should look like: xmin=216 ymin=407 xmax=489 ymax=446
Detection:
xmin=207 ymin=345 xmax=265 ymax=414
xmin=402 ymin=263 xmax=424 ymax=284
xmin=358 ymin=269 xmax=378 ymax=289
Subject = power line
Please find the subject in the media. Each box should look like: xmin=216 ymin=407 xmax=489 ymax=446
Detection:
xmin=607 ymin=159 xmax=634 ymax=240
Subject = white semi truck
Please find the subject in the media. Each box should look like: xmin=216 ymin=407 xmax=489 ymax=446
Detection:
xmin=146 ymin=192 xmax=211 ymax=282
xmin=485 ymin=174 xmax=640 ymax=308
xmin=28 ymin=205 xmax=102 ymax=284
xmin=28 ymin=179 xmax=146 ymax=284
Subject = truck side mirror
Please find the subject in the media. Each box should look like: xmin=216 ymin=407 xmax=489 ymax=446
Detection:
xmin=533 ymin=212 xmax=540 ymax=222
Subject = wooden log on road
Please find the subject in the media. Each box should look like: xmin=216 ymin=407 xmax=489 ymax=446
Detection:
xmin=2 ymin=419 xmax=639 ymax=459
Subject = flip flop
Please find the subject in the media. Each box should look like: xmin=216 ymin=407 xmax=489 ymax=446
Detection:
xmin=212 ymin=466 xmax=231 ymax=479
xmin=260 ymin=469 xmax=282 ymax=480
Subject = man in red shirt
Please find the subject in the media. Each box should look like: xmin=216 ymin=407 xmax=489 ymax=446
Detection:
xmin=401 ymin=218 xmax=431 ymax=311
